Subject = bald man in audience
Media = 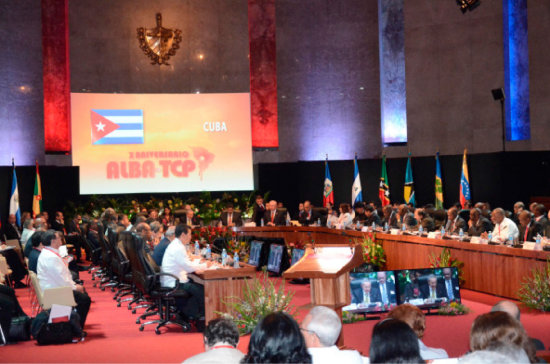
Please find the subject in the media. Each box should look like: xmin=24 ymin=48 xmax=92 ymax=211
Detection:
xmin=483 ymin=208 xmax=519 ymax=242
xmin=301 ymin=306 xmax=363 ymax=364
xmin=518 ymin=210 xmax=543 ymax=243
xmin=467 ymin=208 xmax=493 ymax=236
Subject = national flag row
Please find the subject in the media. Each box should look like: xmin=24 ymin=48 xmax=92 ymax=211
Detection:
xmin=323 ymin=150 xmax=471 ymax=209
xmin=5 ymin=160 xmax=43 ymax=228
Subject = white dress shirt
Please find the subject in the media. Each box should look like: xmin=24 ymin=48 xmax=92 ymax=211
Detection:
xmin=337 ymin=213 xmax=353 ymax=229
xmin=418 ymin=339 xmax=448 ymax=360
xmin=308 ymin=346 xmax=365 ymax=364
xmin=161 ymin=238 xmax=206 ymax=287
xmin=183 ymin=344 xmax=244 ymax=364
xmin=37 ymin=246 xmax=76 ymax=290
xmin=492 ymin=217 xmax=519 ymax=241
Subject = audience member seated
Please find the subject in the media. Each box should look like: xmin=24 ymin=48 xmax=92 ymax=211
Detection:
xmin=242 ymin=311 xmax=312 ymax=363
xmin=219 ymin=203 xmax=243 ymax=227
xmin=373 ymin=271 xmax=397 ymax=305
xmin=27 ymin=231 xmax=45 ymax=273
xmin=483 ymin=207 xmax=519 ymax=243
xmin=336 ymin=203 xmax=353 ymax=229
xmin=388 ymin=304 xmax=448 ymax=360
xmin=299 ymin=201 xmax=320 ymax=227
xmin=300 ymin=306 xmax=363 ymax=364
xmin=2 ymin=214 xmax=21 ymax=241
xmin=491 ymin=300 xmax=546 ymax=351
xmin=469 ymin=311 xmax=536 ymax=363
xmin=364 ymin=205 xmax=381 ymax=227
xmin=352 ymin=202 xmax=367 ymax=224
xmin=467 ymin=208 xmax=493 ymax=237
xmin=149 ymin=221 xmax=164 ymax=249
xmin=264 ymin=200 xmax=286 ymax=226
xmin=396 ymin=204 xmax=417 ymax=230
xmin=183 ymin=209 xmax=200 ymax=229
xmin=459 ymin=343 xmax=529 ymax=364
xmin=183 ymin=318 xmax=244 ymax=364
xmin=518 ymin=210 xmax=543 ymax=243
xmin=533 ymin=204 xmax=548 ymax=227
xmin=135 ymin=222 xmax=154 ymax=254
xmin=445 ymin=207 xmax=466 ymax=234
xmin=381 ymin=205 xmax=397 ymax=228
xmin=369 ymin=318 xmax=424 ymax=364
xmin=20 ymin=218 xmax=35 ymax=249
xmin=37 ymin=230 xmax=91 ymax=329
xmin=161 ymin=224 xmax=208 ymax=322
xmin=512 ymin=201 xmax=526 ymax=225
xmin=118 ymin=213 xmax=133 ymax=232
xmin=86 ymin=220 xmax=101 ymax=250
xmin=152 ymin=226 xmax=175 ymax=266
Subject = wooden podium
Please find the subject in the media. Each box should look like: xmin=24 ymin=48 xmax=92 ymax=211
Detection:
xmin=283 ymin=245 xmax=364 ymax=344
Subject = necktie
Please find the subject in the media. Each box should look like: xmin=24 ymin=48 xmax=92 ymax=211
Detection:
xmin=381 ymin=284 xmax=388 ymax=304
xmin=431 ymin=288 xmax=436 ymax=299
xmin=524 ymin=223 xmax=529 ymax=242
xmin=364 ymin=293 xmax=370 ymax=304
xmin=447 ymin=280 xmax=454 ymax=300
xmin=228 ymin=213 xmax=232 ymax=225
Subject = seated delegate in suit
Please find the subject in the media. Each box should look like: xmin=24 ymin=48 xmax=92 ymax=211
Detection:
xmin=413 ymin=209 xmax=435 ymax=232
xmin=396 ymin=204 xmax=417 ymax=230
xmin=467 ymin=208 xmax=493 ymax=236
xmin=263 ymin=200 xmax=286 ymax=226
xmin=445 ymin=207 xmax=467 ymax=234
xmin=299 ymin=201 xmax=320 ymax=226
xmin=27 ymin=231 xmax=45 ymax=273
xmin=161 ymin=224 xmax=209 ymax=320
xmin=364 ymin=205 xmax=381 ymax=227
xmin=518 ymin=210 xmax=543 ymax=243
xmin=380 ymin=205 xmax=398 ymax=229
xmin=420 ymin=275 xmax=446 ymax=301
xmin=37 ymin=230 xmax=91 ymax=329
xmin=219 ymin=204 xmax=242 ymax=227
xmin=183 ymin=209 xmax=200 ymax=228
xmin=352 ymin=280 xmax=376 ymax=305
xmin=352 ymin=203 xmax=367 ymax=224
xmin=371 ymin=272 xmax=396 ymax=305
xmin=441 ymin=267 xmax=460 ymax=301
xmin=2 ymin=214 xmax=21 ymax=241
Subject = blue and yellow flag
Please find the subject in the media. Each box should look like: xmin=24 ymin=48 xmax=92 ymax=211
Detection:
xmin=435 ymin=152 xmax=444 ymax=209
xmin=404 ymin=153 xmax=415 ymax=206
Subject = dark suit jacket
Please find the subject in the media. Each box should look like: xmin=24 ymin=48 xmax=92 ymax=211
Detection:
xmin=353 ymin=213 xmax=368 ymax=224
xmin=87 ymin=230 xmax=100 ymax=249
xmin=152 ymin=238 xmax=171 ymax=266
xmin=419 ymin=218 xmax=436 ymax=232
xmin=264 ymin=210 xmax=286 ymax=226
xmin=397 ymin=212 xmax=417 ymax=229
xmin=298 ymin=209 xmax=320 ymax=226
xmin=252 ymin=203 xmax=267 ymax=226
xmin=467 ymin=217 xmax=493 ymax=236
xmin=219 ymin=211 xmax=243 ymax=227
xmin=518 ymin=220 xmax=543 ymax=242
xmin=445 ymin=217 xmax=467 ymax=234
xmin=51 ymin=220 xmax=66 ymax=233
xmin=403 ymin=282 xmax=422 ymax=301
xmin=183 ymin=216 xmax=200 ymax=227
xmin=365 ymin=214 xmax=381 ymax=227
xmin=2 ymin=223 xmax=20 ymax=240
xmin=352 ymin=287 xmax=377 ymax=304
xmin=28 ymin=248 xmax=41 ymax=273
xmin=442 ymin=278 xmax=461 ymax=301
xmin=371 ymin=281 xmax=397 ymax=304
xmin=67 ymin=220 xmax=82 ymax=235
xmin=420 ymin=282 xmax=447 ymax=300
xmin=381 ymin=211 xmax=398 ymax=229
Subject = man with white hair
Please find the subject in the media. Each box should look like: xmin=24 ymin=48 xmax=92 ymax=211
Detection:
xmin=300 ymin=306 xmax=363 ymax=364
xmin=484 ymin=207 xmax=519 ymax=242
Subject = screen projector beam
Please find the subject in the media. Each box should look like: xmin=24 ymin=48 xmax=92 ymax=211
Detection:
xmin=71 ymin=93 xmax=253 ymax=194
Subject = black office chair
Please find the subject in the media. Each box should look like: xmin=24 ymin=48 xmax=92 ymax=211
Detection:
xmin=126 ymin=234 xmax=191 ymax=334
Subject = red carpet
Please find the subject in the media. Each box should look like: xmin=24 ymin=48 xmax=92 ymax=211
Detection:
xmin=3 ymin=271 xmax=550 ymax=362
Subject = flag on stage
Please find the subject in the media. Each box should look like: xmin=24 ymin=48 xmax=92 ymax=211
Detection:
xmin=379 ymin=154 xmax=390 ymax=206
xmin=33 ymin=161 xmax=43 ymax=218
xmin=352 ymin=155 xmax=363 ymax=205
xmin=404 ymin=153 xmax=415 ymax=206
xmin=9 ymin=159 xmax=21 ymax=226
xmin=459 ymin=149 xmax=471 ymax=208
xmin=323 ymin=157 xmax=334 ymax=207
xmin=435 ymin=152 xmax=444 ymax=209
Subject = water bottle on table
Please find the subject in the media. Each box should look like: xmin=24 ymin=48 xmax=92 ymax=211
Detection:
xmin=194 ymin=241 xmax=200 ymax=256
xmin=233 ymin=252 xmax=240 ymax=268
xmin=459 ymin=228 xmax=464 ymax=241
xmin=221 ymin=248 xmax=227 ymax=266
xmin=206 ymin=244 xmax=211 ymax=259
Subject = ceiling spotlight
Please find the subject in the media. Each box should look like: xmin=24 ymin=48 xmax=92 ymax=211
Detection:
xmin=456 ymin=0 xmax=480 ymax=13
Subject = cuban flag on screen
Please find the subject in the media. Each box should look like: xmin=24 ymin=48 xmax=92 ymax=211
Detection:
xmin=91 ymin=109 xmax=144 ymax=145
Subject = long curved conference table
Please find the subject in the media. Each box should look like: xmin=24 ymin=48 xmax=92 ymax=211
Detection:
xmin=233 ymin=226 xmax=550 ymax=300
